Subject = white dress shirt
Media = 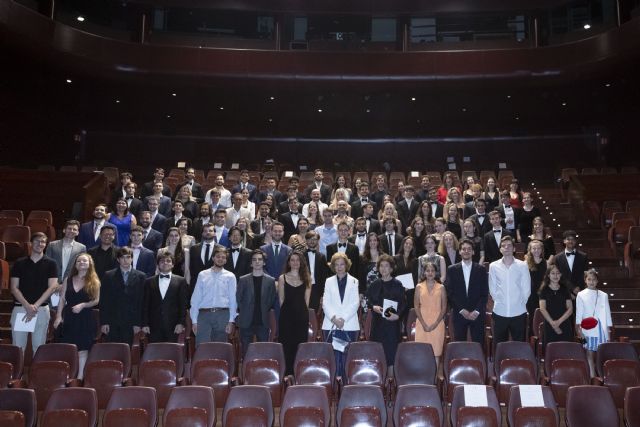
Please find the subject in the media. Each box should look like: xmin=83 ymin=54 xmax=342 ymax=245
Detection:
xmin=461 ymin=259 xmax=472 ymax=296
xmin=159 ymin=273 xmax=171 ymax=299
xmin=131 ymin=245 xmax=142 ymax=269
xmin=93 ymin=220 xmax=105 ymax=241
xmin=190 ymin=268 xmax=237 ymax=323
xmin=308 ymin=251 xmax=316 ymax=284
xmin=354 ymin=233 xmax=367 ymax=255
xmin=565 ymin=251 xmax=576 ymax=271
xmin=488 ymin=257 xmax=531 ymax=317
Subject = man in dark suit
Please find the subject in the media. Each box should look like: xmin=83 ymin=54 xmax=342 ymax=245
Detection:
xmin=278 ymin=198 xmax=302 ymax=243
xmin=326 ymin=221 xmax=360 ymax=277
xmin=349 ymin=217 xmax=369 ymax=255
xmin=188 ymin=223 xmax=216 ymax=286
xmin=304 ymin=231 xmax=329 ymax=311
xmin=231 ymin=169 xmax=258 ymax=203
xmin=554 ymin=230 xmax=590 ymax=296
xmin=468 ymin=199 xmax=492 ymax=238
xmin=260 ymin=222 xmax=291 ymax=278
xmin=350 ymin=181 xmax=376 ymax=220
xmin=362 ymin=203 xmax=381 ymax=235
xmin=111 ymin=172 xmax=133 ymax=205
xmin=304 ymin=169 xmax=332 ymax=204
xmin=370 ymin=174 xmax=389 ymax=216
xmin=87 ymin=224 xmax=119 ymax=282
xmin=257 ymin=178 xmax=282 ymax=204
xmin=141 ymin=167 xmax=171 ymax=199
xmin=100 ymin=247 xmax=147 ymax=345
xmin=164 ymin=200 xmax=193 ymax=235
xmin=235 ymin=249 xmax=278 ymax=356
xmin=129 ymin=226 xmax=157 ymax=277
xmin=445 ymin=239 xmax=489 ymax=344
xmin=496 ymin=190 xmax=522 ymax=236
xmin=277 ymin=186 xmax=299 ymax=214
xmin=144 ymin=197 xmax=167 ymax=233
xmin=397 ymin=185 xmax=419 ymax=232
xmin=141 ymin=251 xmax=188 ymax=343
xmin=78 ymin=204 xmax=111 ymax=249
xmin=124 ymin=182 xmax=143 ymax=219
xmin=416 ymin=175 xmax=431 ymax=202
xmin=175 ymin=167 xmax=204 ymax=202
xmin=250 ymin=203 xmax=271 ymax=235
xmin=379 ymin=217 xmax=403 ymax=256
xmin=225 ymin=226 xmax=253 ymax=279
xmin=427 ymin=186 xmax=445 ymax=219
xmin=139 ymin=211 xmax=163 ymax=253
xmin=483 ymin=210 xmax=513 ymax=263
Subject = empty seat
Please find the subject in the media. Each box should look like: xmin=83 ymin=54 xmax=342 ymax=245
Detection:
xmin=103 ymin=386 xmax=157 ymax=427
xmin=293 ymin=342 xmax=336 ymax=400
xmin=336 ymin=384 xmax=386 ymax=427
xmin=24 ymin=218 xmax=55 ymax=241
xmin=0 ymin=210 xmax=24 ymax=225
xmin=457 ymin=406 xmax=499 ymax=427
xmin=0 ymin=344 xmax=23 ymax=387
xmin=280 ymin=385 xmax=330 ymax=427
xmin=609 ymin=218 xmax=636 ymax=251
xmin=344 ymin=341 xmax=387 ymax=394
xmin=404 ymin=308 xmax=417 ymax=341
xmin=25 ymin=210 xmax=53 ymax=225
xmin=0 ymin=388 xmax=37 ymax=427
xmin=163 ymin=386 xmax=215 ymax=427
xmin=565 ymin=385 xmax=618 ymax=427
xmin=29 ymin=343 xmax=79 ymax=410
xmin=625 ymin=386 xmax=640 ymax=427
xmin=84 ymin=343 xmax=132 ymax=409
xmin=595 ymin=342 xmax=640 ymax=407
xmin=138 ymin=342 xmax=185 ymax=408
xmin=1 ymin=225 xmax=31 ymax=261
xmin=393 ymin=384 xmax=443 ymax=427
xmin=394 ymin=342 xmax=437 ymax=388
xmin=243 ymin=342 xmax=286 ymax=406
xmin=543 ymin=342 xmax=589 ymax=407
xmin=443 ymin=341 xmax=486 ymax=402
xmin=450 ymin=385 xmax=501 ymax=427
xmin=0 ymin=410 xmax=24 ymax=427
xmin=493 ymin=341 xmax=538 ymax=404
xmin=190 ymin=342 xmax=236 ymax=408
xmin=42 ymin=387 xmax=97 ymax=427
xmin=621 ymin=166 xmax=639 ymax=174
xmin=581 ymin=168 xmax=599 ymax=175
xmin=508 ymin=385 xmax=559 ymax=427
xmin=223 ymin=385 xmax=273 ymax=427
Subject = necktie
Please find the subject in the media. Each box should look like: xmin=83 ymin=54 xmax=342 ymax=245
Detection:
xmin=274 ymin=244 xmax=280 ymax=259
xmin=93 ymin=222 xmax=100 ymax=236
xmin=122 ymin=270 xmax=129 ymax=284
xmin=143 ymin=230 xmax=148 ymax=240
xmin=204 ymin=243 xmax=210 ymax=264
xmin=160 ymin=274 xmax=170 ymax=279
xmin=388 ymin=234 xmax=393 ymax=255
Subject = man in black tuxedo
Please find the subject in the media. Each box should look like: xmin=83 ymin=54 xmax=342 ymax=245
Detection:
xmin=224 ymin=227 xmax=253 ymax=279
xmin=349 ymin=217 xmax=369 ymax=255
xmin=362 ymin=203 xmax=381 ymax=235
xmin=483 ymin=210 xmax=513 ymax=263
xmin=176 ymin=167 xmax=204 ymax=202
xmin=304 ymin=231 xmax=329 ymax=311
xmin=427 ymin=186 xmax=445 ymax=219
xmin=445 ymin=239 xmax=489 ymax=344
xmin=188 ymin=223 xmax=216 ymax=286
xmin=100 ymin=247 xmax=147 ymax=345
xmin=250 ymin=203 xmax=272 ymax=235
xmin=379 ymin=217 xmax=402 ymax=256
xmin=139 ymin=211 xmax=163 ymax=253
xmin=370 ymin=174 xmax=389 ymax=216
xmin=231 ymin=169 xmax=258 ymax=203
xmin=496 ymin=190 xmax=522 ymax=237
xmin=141 ymin=252 xmax=188 ymax=343
xmin=141 ymin=167 xmax=172 ymax=199
xmin=397 ymin=185 xmax=419 ymax=232
xmin=277 ymin=186 xmax=298 ymax=213
xmin=87 ymin=224 xmax=119 ymax=282
xmin=351 ymin=181 xmax=377 ymax=220
xmin=326 ymin=221 xmax=360 ymax=277
xmin=123 ymin=182 xmax=143 ymax=219
xmin=468 ymin=199 xmax=492 ymax=238
xmin=554 ymin=230 xmax=590 ymax=296
xmin=416 ymin=175 xmax=431 ymax=202
xmin=257 ymin=177 xmax=282 ymax=204
xmin=279 ymin=198 xmax=302 ymax=243
xmin=304 ymin=169 xmax=332 ymax=204
xmin=111 ymin=172 xmax=133 ymax=204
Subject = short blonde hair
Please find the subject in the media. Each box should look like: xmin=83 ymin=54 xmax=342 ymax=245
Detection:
xmin=329 ymin=252 xmax=352 ymax=272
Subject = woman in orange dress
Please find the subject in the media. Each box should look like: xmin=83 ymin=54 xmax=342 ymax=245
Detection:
xmin=414 ymin=261 xmax=447 ymax=368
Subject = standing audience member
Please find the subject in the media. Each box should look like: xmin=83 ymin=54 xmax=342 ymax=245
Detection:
xmin=46 ymin=219 xmax=86 ymax=284
xmin=141 ymin=167 xmax=171 ymax=199
xmin=417 ymin=234 xmax=446 ymax=282
xmin=439 ymin=231 xmax=461 ymax=267
xmin=525 ymin=239 xmax=548 ymax=327
xmin=129 ymin=226 xmax=156 ymax=277
xmin=187 ymin=223 xmax=215 ymax=285
xmin=139 ymin=211 xmax=163 ymax=253
xmin=462 ymin=219 xmax=484 ymax=264
xmin=483 ymin=210 xmax=513 ymax=263
xmin=161 ymin=227 xmax=188 ymax=277
xmin=529 ymin=217 xmax=555 ymax=262
xmin=554 ymin=230 xmax=589 ymax=299
xmin=231 ymin=169 xmax=257 ymax=202
xmin=145 ymin=197 xmax=167 ymax=232
xmin=78 ymin=204 xmax=111 ymax=249
xmin=87 ymin=224 xmax=119 ymax=281
xmin=304 ymin=169 xmax=332 ymax=204
xmin=304 ymin=231 xmax=329 ymax=311
xmin=224 ymin=227 xmax=253 ymax=279
xmin=226 ymin=192 xmax=252 ymax=229
xmin=261 ymin=222 xmax=291 ymax=278
xmin=517 ymin=192 xmax=541 ymax=244
xmin=315 ymin=209 xmax=338 ymax=256
xmin=380 ymin=217 xmax=402 ymax=257
xmin=415 ymin=261 xmax=447 ymax=368
xmin=144 ymin=182 xmax=172 ymax=217
xmin=359 ymin=233 xmax=384 ymax=296
xmin=326 ymin=221 xmax=360 ymax=277
xmin=538 ymin=264 xmax=573 ymax=347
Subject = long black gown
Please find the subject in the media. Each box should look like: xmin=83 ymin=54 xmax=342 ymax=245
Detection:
xmin=278 ymin=279 xmax=309 ymax=375
xmin=366 ymin=278 xmax=406 ymax=365
xmin=59 ymin=277 xmax=96 ymax=351
xmin=539 ymin=285 xmax=574 ymax=346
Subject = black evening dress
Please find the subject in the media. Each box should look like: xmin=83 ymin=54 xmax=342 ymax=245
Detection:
xmin=278 ymin=279 xmax=309 ymax=375
xmin=60 ymin=277 xmax=96 ymax=351
xmin=539 ymin=285 xmax=573 ymax=346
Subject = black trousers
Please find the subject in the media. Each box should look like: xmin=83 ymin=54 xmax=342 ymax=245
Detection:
xmin=452 ymin=312 xmax=485 ymax=345
xmin=492 ymin=312 xmax=527 ymax=344
xmin=107 ymin=323 xmax=134 ymax=345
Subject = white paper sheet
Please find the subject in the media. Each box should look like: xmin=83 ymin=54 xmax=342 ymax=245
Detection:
xmin=463 ymin=385 xmax=488 ymax=407
xmin=382 ymin=299 xmax=398 ymax=313
xmin=396 ymin=273 xmax=415 ymax=289
xmin=12 ymin=308 xmax=38 ymax=333
xmin=50 ymin=292 xmax=60 ymax=308
xmin=519 ymin=385 xmax=545 ymax=407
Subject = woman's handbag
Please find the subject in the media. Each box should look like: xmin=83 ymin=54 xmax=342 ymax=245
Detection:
xmin=327 ymin=326 xmax=351 ymax=352
xmin=580 ymin=291 xmax=599 ymax=330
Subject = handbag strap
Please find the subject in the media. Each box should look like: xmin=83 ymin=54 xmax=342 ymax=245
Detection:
xmin=592 ymin=290 xmax=598 ymax=317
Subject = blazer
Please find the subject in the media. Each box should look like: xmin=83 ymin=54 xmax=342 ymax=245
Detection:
xmin=445 ymin=262 xmax=489 ymax=317
xmin=164 ymin=216 xmax=193 ymax=235
xmin=250 ymin=217 xmax=268 ymax=235
xmin=141 ymin=181 xmax=171 ymax=199
xmin=321 ymin=274 xmax=361 ymax=331
xmin=100 ymin=268 xmax=147 ymax=328
xmin=150 ymin=213 xmax=168 ymax=233
xmin=236 ymin=273 xmax=277 ymax=328
xmin=278 ymin=211 xmax=302 ymax=242
xmin=363 ymin=217 xmax=381 ymax=235
xmin=257 ymin=190 xmax=283 ymax=204
xmin=305 ymin=250 xmax=329 ymax=311
xmin=45 ymin=239 xmax=87 ymax=282
xmin=326 ymin=242 xmax=360 ymax=277
xmin=142 ymin=228 xmax=164 ymax=253
xmin=468 ymin=213 xmax=492 ymax=238
xmin=224 ymin=247 xmax=253 ymax=279
xmin=496 ymin=205 xmax=523 ymax=232
xmin=231 ymin=183 xmax=258 ymax=202
xmin=225 ymin=207 xmax=253 ymax=229
xmin=483 ymin=228 xmax=513 ymax=264
xmin=379 ymin=232 xmax=403 ymax=256
xmin=78 ymin=221 xmax=117 ymax=249
xmin=554 ymin=250 xmax=589 ymax=291
xmin=188 ymin=242 xmax=215 ymax=285
xmin=305 ymin=183 xmax=332 ymax=205
xmin=397 ymin=199 xmax=419 ymax=231
xmin=428 ymin=201 xmax=445 ymax=219
xmin=133 ymin=246 xmax=157 ymax=277
xmin=127 ymin=198 xmax=144 ymax=219
xmin=350 ymin=199 xmax=377 ymax=220
xmin=144 ymin=195 xmax=172 ymax=217
xmin=142 ymin=274 xmax=188 ymax=341
xmin=261 ymin=242 xmax=292 ymax=279
xmin=177 ymin=181 xmax=204 ymax=201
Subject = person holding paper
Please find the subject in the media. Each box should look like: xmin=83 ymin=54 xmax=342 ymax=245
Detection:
xmin=393 ymin=236 xmax=419 ymax=313
xmin=415 ymin=261 xmax=447 ymax=367
xmin=366 ymin=254 xmax=406 ymax=367
xmin=10 ymin=232 xmax=60 ymax=354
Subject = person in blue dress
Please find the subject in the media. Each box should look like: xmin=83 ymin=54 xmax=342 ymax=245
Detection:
xmin=108 ymin=197 xmax=137 ymax=247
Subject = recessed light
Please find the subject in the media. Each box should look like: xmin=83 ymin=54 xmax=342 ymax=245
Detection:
xmin=317 ymin=109 xmax=323 ymax=113
xmin=269 ymin=96 xmax=275 ymax=100
xmin=583 ymin=24 xmax=591 ymax=29
xmin=76 ymin=16 xmax=85 ymax=22
xmin=115 ymin=99 xmax=120 ymax=103
xmin=605 ymin=83 xmax=611 ymax=87
xmin=366 ymin=109 xmax=370 ymax=113
xmin=462 ymin=108 xmax=467 ymax=112
xmin=561 ymin=102 xmax=567 ymax=106
xmin=507 ymin=95 xmax=511 ymax=99
xmin=515 ymin=115 xmax=520 ymax=120
xmin=66 ymin=79 xmax=72 ymax=83
xmin=411 ymin=97 xmax=416 ymax=101
xmin=219 ymin=106 xmax=224 ymax=110
xmin=166 ymin=114 xmax=171 ymax=118
xmin=268 ymin=118 xmax=273 ymax=122
xmin=172 ymin=93 xmax=176 ymax=97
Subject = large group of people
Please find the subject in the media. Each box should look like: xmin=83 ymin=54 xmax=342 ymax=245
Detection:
xmin=9 ymin=166 xmax=613 ymax=379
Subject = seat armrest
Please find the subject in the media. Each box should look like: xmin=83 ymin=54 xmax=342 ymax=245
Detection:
xmin=591 ymin=376 xmax=603 ymax=386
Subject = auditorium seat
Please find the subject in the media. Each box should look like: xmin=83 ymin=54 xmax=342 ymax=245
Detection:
xmin=343 ymin=341 xmax=388 ymax=394
xmin=0 ymin=243 xmax=8 ymax=289
xmin=393 ymin=342 xmax=437 ymax=390
xmin=565 ymin=385 xmax=618 ymax=427
xmin=624 ymin=226 xmax=640 ymax=277
xmin=542 ymin=341 xmax=590 ymax=407
xmin=84 ymin=343 xmax=132 ymax=409
xmin=25 ymin=210 xmax=53 ymax=225
xmin=0 ymin=344 xmax=23 ymax=387
xmin=582 ymin=168 xmax=600 ymax=175
xmin=596 ymin=342 xmax=639 ymax=376
xmin=462 ymin=170 xmax=479 ymax=182
xmin=508 ymin=385 xmax=559 ymax=427
xmin=404 ymin=308 xmax=417 ymax=341
xmin=103 ymin=386 xmax=157 ymax=427
xmin=25 ymin=218 xmax=55 ymax=241
xmin=223 ymin=385 xmax=273 ymax=427
xmin=26 ymin=343 xmax=79 ymax=410
xmin=0 ymin=388 xmax=37 ymax=427
xmin=529 ymin=308 xmax=545 ymax=359
xmin=292 ymin=342 xmax=336 ymax=400
xmin=0 ymin=218 xmax=20 ymax=239
xmin=163 ymin=385 xmax=215 ymax=427
xmin=1 ymin=225 xmax=31 ymax=261
xmin=279 ymin=385 xmax=330 ymax=427
xmin=443 ymin=341 xmax=487 ymax=402
xmin=450 ymin=385 xmax=501 ymax=427
xmin=190 ymin=342 xmax=236 ymax=408
xmin=0 ymin=210 xmax=24 ymax=225
xmin=621 ymin=166 xmax=639 ymax=174
xmin=336 ymin=384 xmax=386 ymax=427
xmin=625 ymin=386 xmax=640 ymax=427
xmin=492 ymin=341 xmax=538 ymax=404
xmin=308 ymin=308 xmax=319 ymax=341
xmin=601 ymin=167 xmax=618 ymax=175
xmin=138 ymin=342 xmax=185 ymax=408
xmin=0 ymin=410 xmax=24 ymax=427
xmin=393 ymin=384 xmax=443 ymax=427
xmin=480 ymin=170 xmax=496 ymax=186
xmin=242 ymin=342 xmax=286 ymax=406
xmin=41 ymin=387 xmax=98 ymax=427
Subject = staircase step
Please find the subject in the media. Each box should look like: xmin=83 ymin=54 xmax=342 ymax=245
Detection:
xmin=610 ymin=299 xmax=640 ymax=311
xmin=612 ymin=312 xmax=640 ymax=325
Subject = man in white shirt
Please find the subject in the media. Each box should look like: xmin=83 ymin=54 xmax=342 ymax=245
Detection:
xmin=302 ymin=189 xmax=328 ymax=217
xmin=488 ymin=236 xmax=531 ymax=344
xmin=349 ymin=217 xmax=368 ymax=255
xmin=225 ymin=192 xmax=252 ymax=229
xmin=129 ymin=226 xmax=156 ymax=277
xmin=213 ymin=174 xmax=232 ymax=208
xmin=315 ymin=209 xmax=338 ymax=256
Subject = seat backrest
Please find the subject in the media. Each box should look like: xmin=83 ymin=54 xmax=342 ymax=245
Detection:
xmin=405 ymin=308 xmax=417 ymax=340
xmin=566 ymin=385 xmax=618 ymax=427
xmin=444 ymin=341 xmax=486 ymax=379
xmin=344 ymin=341 xmax=387 ymax=386
xmin=394 ymin=342 xmax=436 ymax=386
xmin=603 ymin=359 xmax=640 ymax=408
xmin=279 ymin=385 xmax=330 ymax=427
xmin=191 ymin=342 xmax=235 ymax=408
xmin=32 ymin=343 xmax=79 ymax=379
xmin=223 ymin=385 xmax=273 ymax=427
xmin=294 ymin=342 xmax=335 ymax=395
xmin=450 ymin=385 xmax=501 ymax=427
xmin=393 ymin=384 xmax=443 ymax=427
xmin=544 ymin=342 xmax=587 ymax=376
xmin=508 ymin=385 xmax=558 ymax=427
xmin=192 ymin=342 xmax=235 ymax=376
xmin=141 ymin=342 xmax=184 ymax=377
xmin=103 ymin=408 xmax=150 ymax=427
xmin=1 ymin=225 xmax=30 ymax=243
xmin=43 ymin=387 xmax=98 ymax=427
xmin=104 ymin=386 xmax=157 ymax=427
xmin=456 ymin=406 xmax=499 ymax=427
xmin=0 ymin=388 xmax=37 ymax=427
xmin=164 ymin=386 xmax=215 ymax=427
xmin=513 ymin=407 xmax=558 ymax=427
xmin=83 ymin=360 xmax=125 ymax=409
xmin=625 ymin=386 xmax=640 ymax=427
xmin=494 ymin=341 xmax=537 ymax=379
xmin=42 ymin=408 xmax=88 ymax=427
xmin=0 ymin=344 xmax=23 ymax=380
xmin=336 ymin=385 xmax=386 ymax=427
xmin=0 ymin=218 xmax=20 ymax=229
xmin=26 ymin=210 xmax=53 ymax=225
xmin=243 ymin=342 xmax=286 ymax=380
xmin=595 ymin=342 xmax=639 ymax=377
xmin=0 ymin=210 xmax=24 ymax=225
xmin=86 ymin=342 xmax=131 ymax=377
xmin=0 ymin=410 xmax=25 ymax=427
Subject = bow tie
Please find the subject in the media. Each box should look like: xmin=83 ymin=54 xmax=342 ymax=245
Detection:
xmin=504 ymin=205 xmax=511 ymax=208
xmin=566 ymin=252 xmax=575 ymax=257
xmin=338 ymin=243 xmax=346 ymax=248
xmin=357 ymin=233 xmax=366 ymax=238
xmin=361 ymin=198 xmax=368 ymax=202
xmin=307 ymin=249 xmax=315 ymax=253
xmin=291 ymin=212 xmax=299 ymax=215
xmin=493 ymin=229 xmax=502 ymax=233
xmin=477 ymin=214 xmax=485 ymax=218
xmin=126 ymin=196 xmax=133 ymax=200
xmin=160 ymin=274 xmax=170 ymax=279
xmin=231 ymin=248 xmax=240 ymax=253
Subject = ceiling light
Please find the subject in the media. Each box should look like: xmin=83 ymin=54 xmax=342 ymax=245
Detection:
xmin=76 ymin=16 xmax=85 ymax=22
xmin=411 ymin=97 xmax=416 ymax=101
xmin=268 ymin=118 xmax=273 ymax=122
xmin=583 ymin=24 xmax=591 ymax=29
xmin=166 ymin=114 xmax=171 ymax=118
xmin=115 ymin=99 xmax=120 ymax=103
xmin=515 ymin=115 xmax=520 ymax=120
xmin=605 ymin=83 xmax=611 ymax=87
xmin=269 ymin=96 xmax=275 ymax=100
xmin=219 ymin=106 xmax=224 ymax=110
xmin=561 ymin=102 xmax=567 ymax=106
xmin=461 ymin=108 xmax=467 ymax=112
xmin=317 ymin=109 xmax=323 ymax=113
xmin=172 ymin=93 xmax=176 ymax=97
xmin=507 ymin=95 xmax=511 ymax=99
xmin=366 ymin=109 xmax=370 ymax=113
xmin=66 ymin=79 xmax=72 ymax=83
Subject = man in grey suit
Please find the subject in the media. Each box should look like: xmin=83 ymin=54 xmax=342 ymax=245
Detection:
xmin=45 ymin=220 xmax=87 ymax=284
xmin=236 ymin=249 xmax=277 ymax=356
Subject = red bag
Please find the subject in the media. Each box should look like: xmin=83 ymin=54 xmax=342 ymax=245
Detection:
xmin=581 ymin=316 xmax=598 ymax=330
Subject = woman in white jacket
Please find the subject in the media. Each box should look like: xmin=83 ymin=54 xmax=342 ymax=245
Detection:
xmin=322 ymin=252 xmax=360 ymax=377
